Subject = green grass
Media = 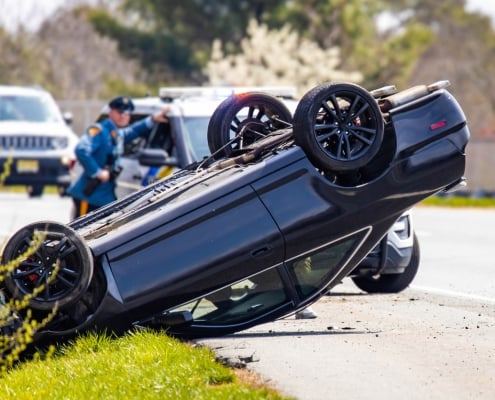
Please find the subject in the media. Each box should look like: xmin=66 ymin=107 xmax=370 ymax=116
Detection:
xmin=3 ymin=185 xmax=495 ymax=207
xmin=2 ymin=183 xmax=495 ymax=207
xmin=0 ymin=329 xmax=289 ymax=400
xmin=420 ymin=195 xmax=495 ymax=208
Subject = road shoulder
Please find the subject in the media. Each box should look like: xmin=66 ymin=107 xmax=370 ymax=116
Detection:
xmin=198 ymin=283 xmax=495 ymax=400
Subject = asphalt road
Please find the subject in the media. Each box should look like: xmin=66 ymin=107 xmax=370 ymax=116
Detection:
xmin=412 ymin=207 xmax=495 ymax=299
xmin=1 ymin=194 xmax=494 ymax=399
xmin=199 ymin=206 xmax=495 ymax=400
xmin=0 ymin=192 xmax=73 ymax=239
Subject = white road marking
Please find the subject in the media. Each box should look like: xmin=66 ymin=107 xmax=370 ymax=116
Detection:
xmin=411 ymin=284 xmax=495 ymax=303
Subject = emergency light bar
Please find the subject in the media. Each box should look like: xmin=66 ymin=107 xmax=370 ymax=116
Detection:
xmin=159 ymin=86 xmax=297 ymax=101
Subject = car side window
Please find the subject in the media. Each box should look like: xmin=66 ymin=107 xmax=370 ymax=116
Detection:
xmin=122 ymin=122 xmax=173 ymax=157
xmin=289 ymin=235 xmax=359 ymax=299
xmin=147 ymin=122 xmax=173 ymax=154
xmin=123 ymin=136 xmax=146 ymax=156
xmin=167 ymin=267 xmax=289 ymax=325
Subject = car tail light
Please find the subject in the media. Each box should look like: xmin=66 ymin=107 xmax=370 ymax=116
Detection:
xmin=430 ymin=120 xmax=447 ymax=131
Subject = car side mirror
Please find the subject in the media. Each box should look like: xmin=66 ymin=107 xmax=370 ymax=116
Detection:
xmin=63 ymin=111 xmax=73 ymax=126
xmin=138 ymin=148 xmax=179 ymax=167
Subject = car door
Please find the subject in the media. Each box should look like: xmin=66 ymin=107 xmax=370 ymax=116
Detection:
xmin=101 ymin=176 xmax=287 ymax=320
xmin=250 ymin=154 xmax=375 ymax=303
xmin=116 ymin=121 xmax=177 ymax=198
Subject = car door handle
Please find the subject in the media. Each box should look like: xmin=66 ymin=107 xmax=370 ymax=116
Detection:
xmin=251 ymin=246 xmax=272 ymax=257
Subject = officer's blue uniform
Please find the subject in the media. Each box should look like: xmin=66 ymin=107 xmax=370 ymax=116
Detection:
xmin=67 ymin=96 xmax=155 ymax=213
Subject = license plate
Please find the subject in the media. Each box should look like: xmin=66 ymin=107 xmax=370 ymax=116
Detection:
xmin=17 ymin=160 xmax=39 ymax=173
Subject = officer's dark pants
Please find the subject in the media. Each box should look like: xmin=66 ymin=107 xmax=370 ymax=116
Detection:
xmin=71 ymin=198 xmax=100 ymax=219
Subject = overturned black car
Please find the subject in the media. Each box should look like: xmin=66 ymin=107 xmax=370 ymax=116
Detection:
xmin=1 ymin=81 xmax=468 ymax=342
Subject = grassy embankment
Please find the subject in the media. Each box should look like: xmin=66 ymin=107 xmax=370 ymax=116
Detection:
xmin=0 ymin=329 xmax=289 ymax=400
xmin=3 ymin=184 xmax=495 ymax=207
xmin=420 ymin=195 xmax=495 ymax=208
xmin=3 ymin=183 xmax=495 ymax=207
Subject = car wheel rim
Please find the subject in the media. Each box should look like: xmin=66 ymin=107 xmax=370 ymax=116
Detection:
xmin=10 ymin=231 xmax=85 ymax=303
xmin=314 ymin=91 xmax=380 ymax=162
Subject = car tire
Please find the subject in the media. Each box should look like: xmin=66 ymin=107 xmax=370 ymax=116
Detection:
xmin=293 ymin=82 xmax=384 ymax=172
xmin=2 ymin=221 xmax=94 ymax=310
xmin=28 ymin=185 xmax=44 ymax=197
xmin=207 ymin=92 xmax=293 ymax=159
xmin=351 ymin=233 xmax=420 ymax=294
xmin=58 ymin=186 xmax=68 ymax=197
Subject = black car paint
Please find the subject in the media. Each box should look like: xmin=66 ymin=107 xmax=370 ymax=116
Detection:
xmin=2 ymin=86 xmax=469 ymax=341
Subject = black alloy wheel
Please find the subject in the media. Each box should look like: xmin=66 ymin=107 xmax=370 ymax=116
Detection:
xmin=2 ymin=221 xmax=93 ymax=310
xmin=207 ymin=92 xmax=293 ymax=159
xmin=293 ymin=82 xmax=384 ymax=172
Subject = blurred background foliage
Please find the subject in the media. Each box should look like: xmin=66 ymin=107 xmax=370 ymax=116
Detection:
xmin=0 ymin=0 xmax=494 ymax=138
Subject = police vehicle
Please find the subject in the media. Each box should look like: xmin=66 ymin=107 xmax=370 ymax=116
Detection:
xmin=96 ymin=86 xmax=298 ymax=198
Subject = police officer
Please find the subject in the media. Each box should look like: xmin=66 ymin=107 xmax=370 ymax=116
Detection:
xmin=67 ymin=95 xmax=169 ymax=218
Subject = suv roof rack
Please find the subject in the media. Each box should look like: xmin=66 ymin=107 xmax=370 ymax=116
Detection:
xmin=159 ymin=86 xmax=297 ymax=101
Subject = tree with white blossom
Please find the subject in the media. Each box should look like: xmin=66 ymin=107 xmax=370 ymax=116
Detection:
xmin=205 ymin=19 xmax=362 ymax=97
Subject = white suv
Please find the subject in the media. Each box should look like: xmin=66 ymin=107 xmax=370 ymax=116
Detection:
xmin=0 ymin=86 xmax=78 ymax=196
xmin=97 ymin=86 xmax=298 ymax=199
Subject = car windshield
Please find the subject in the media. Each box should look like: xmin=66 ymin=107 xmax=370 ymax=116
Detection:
xmin=0 ymin=94 xmax=63 ymax=123
xmin=182 ymin=116 xmax=215 ymax=160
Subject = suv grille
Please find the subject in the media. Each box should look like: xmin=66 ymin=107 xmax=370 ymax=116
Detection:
xmin=0 ymin=135 xmax=62 ymax=150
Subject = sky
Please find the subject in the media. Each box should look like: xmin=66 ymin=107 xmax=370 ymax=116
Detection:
xmin=0 ymin=0 xmax=90 ymax=32
xmin=0 ymin=0 xmax=495 ymax=32
xmin=0 ymin=0 xmax=62 ymax=31
xmin=466 ymin=0 xmax=495 ymax=17
xmin=467 ymin=1 xmax=495 ymax=28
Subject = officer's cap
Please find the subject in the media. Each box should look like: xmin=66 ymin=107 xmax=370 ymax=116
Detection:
xmin=108 ymin=96 xmax=135 ymax=113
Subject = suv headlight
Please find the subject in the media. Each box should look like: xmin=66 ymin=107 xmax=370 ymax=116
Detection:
xmin=51 ymin=137 xmax=69 ymax=149
xmin=392 ymin=214 xmax=410 ymax=240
